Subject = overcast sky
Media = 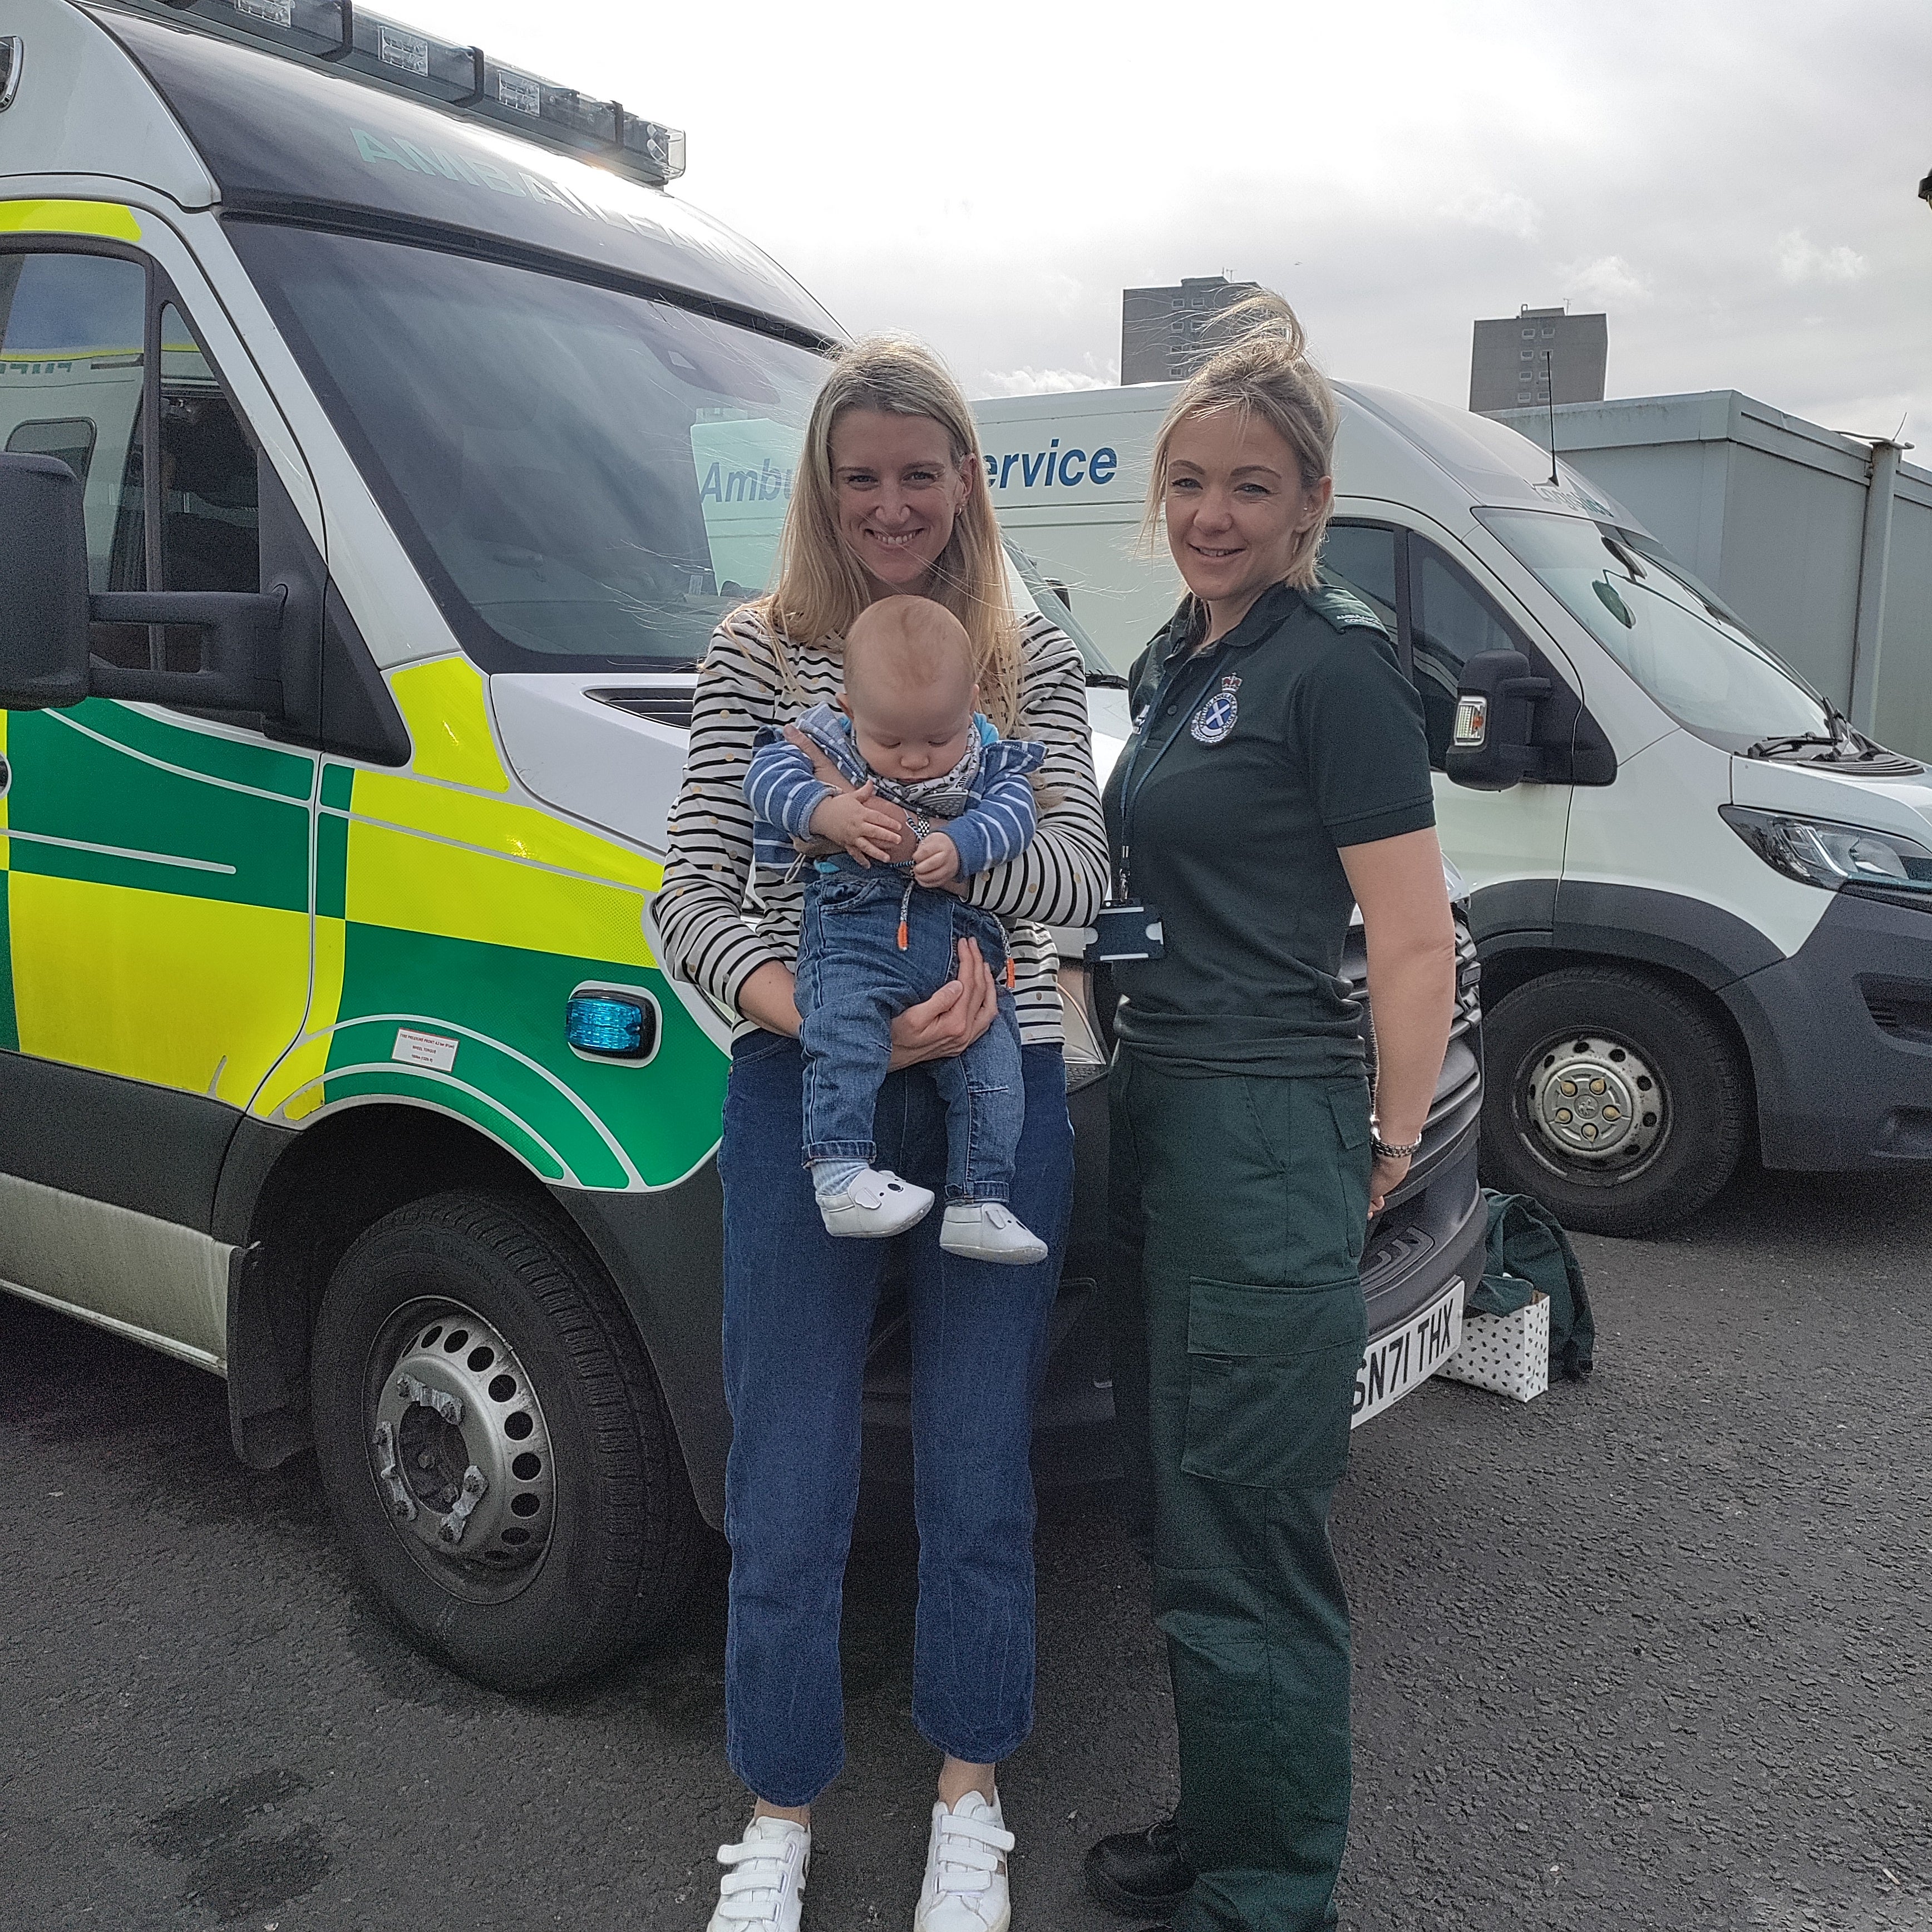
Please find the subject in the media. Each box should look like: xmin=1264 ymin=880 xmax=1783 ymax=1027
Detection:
xmin=403 ymin=0 xmax=1931 ymax=445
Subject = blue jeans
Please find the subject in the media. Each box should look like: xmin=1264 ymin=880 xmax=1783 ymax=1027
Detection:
xmin=718 ymin=1029 xmax=1074 ymax=1806
xmin=796 ymin=867 xmax=1026 ymax=1204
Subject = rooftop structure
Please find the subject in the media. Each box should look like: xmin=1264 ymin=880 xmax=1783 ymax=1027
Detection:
xmin=1471 ymin=304 xmax=1606 ymax=415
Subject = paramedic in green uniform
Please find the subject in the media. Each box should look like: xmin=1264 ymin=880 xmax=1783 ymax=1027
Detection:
xmin=1084 ymin=295 xmax=1457 ymax=1932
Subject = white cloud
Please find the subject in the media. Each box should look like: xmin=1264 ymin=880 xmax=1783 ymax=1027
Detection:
xmin=979 ymin=361 xmax=1120 ymax=397
xmin=1558 ymin=255 xmax=1653 ymax=309
xmin=1445 ymin=186 xmax=1543 ymax=240
xmin=1774 ymin=230 xmax=1868 ymax=284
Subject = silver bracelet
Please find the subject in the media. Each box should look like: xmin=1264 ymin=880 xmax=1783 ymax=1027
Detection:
xmin=1370 ymin=1133 xmax=1422 ymax=1161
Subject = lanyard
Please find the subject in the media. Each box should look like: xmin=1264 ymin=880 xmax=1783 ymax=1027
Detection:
xmin=1113 ymin=635 xmax=1228 ymax=901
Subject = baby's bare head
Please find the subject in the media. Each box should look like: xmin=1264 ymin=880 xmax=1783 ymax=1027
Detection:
xmin=840 ymin=598 xmax=977 ymax=775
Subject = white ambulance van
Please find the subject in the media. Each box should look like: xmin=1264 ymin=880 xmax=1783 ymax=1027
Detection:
xmin=978 ymin=383 xmax=1932 ymax=1235
xmin=0 ymin=2 xmax=1483 ymax=1686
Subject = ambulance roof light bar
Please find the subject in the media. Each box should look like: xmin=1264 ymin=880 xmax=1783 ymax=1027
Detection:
xmin=114 ymin=0 xmax=686 ymax=188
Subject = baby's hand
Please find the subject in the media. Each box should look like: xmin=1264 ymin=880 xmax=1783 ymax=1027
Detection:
xmin=912 ymin=831 xmax=962 ymax=888
xmin=811 ymin=782 xmax=903 ymax=866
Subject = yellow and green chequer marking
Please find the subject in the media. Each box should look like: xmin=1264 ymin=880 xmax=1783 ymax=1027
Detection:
xmin=0 ymin=199 xmax=722 ymax=1185
xmin=0 ymin=658 xmax=724 ymax=1190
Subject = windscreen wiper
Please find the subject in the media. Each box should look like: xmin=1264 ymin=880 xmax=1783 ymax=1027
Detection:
xmin=1821 ymin=694 xmax=1864 ymax=751
xmin=1744 ymin=732 xmax=1840 ymax=758
xmin=1748 ymin=692 xmax=1874 ymax=761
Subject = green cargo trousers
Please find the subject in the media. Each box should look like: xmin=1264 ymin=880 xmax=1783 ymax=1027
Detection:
xmin=1106 ymin=1046 xmax=1372 ymax=1932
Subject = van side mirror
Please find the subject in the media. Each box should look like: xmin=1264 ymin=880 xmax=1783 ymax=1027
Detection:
xmin=0 ymin=451 xmax=285 ymax=717
xmin=1446 ymin=648 xmax=1551 ymax=791
xmin=0 ymin=455 xmax=92 ymax=709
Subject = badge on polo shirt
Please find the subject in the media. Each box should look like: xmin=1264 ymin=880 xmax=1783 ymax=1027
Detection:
xmin=1190 ymin=674 xmax=1241 ymax=746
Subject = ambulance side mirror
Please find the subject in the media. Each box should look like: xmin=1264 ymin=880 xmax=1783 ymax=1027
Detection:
xmin=0 ymin=455 xmax=92 ymax=710
xmin=0 ymin=451 xmax=288 ymax=718
xmin=1446 ymin=648 xmax=1551 ymax=791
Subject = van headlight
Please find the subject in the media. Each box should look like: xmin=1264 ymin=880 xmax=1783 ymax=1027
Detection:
xmin=1720 ymin=805 xmax=1932 ymax=903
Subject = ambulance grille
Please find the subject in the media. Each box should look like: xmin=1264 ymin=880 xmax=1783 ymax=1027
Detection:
xmin=1861 ymin=979 xmax=1932 ymax=1046
xmin=1450 ymin=926 xmax=1482 ymax=1040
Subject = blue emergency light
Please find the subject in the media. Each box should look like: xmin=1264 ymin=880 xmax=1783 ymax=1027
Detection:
xmin=565 ymin=992 xmax=655 ymax=1061
xmin=127 ymin=0 xmax=687 ymax=186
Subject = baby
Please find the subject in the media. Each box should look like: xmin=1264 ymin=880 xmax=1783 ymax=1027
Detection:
xmin=743 ymin=595 xmax=1049 ymax=1263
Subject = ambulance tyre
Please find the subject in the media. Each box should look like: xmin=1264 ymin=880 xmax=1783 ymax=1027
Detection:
xmin=1480 ymin=966 xmax=1746 ymax=1238
xmin=310 ymin=1189 xmax=694 ymax=1690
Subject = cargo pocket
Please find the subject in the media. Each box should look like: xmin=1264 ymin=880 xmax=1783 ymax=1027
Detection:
xmin=1181 ymin=1276 xmax=1367 ymax=1490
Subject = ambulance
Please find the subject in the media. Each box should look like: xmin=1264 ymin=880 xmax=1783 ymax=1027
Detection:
xmin=980 ymin=383 xmax=1932 ymax=1236
xmin=0 ymin=0 xmax=1485 ymax=1687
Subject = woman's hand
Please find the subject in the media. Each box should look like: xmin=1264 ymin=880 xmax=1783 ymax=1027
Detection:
xmin=888 ymin=938 xmax=998 ymax=1068
xmin=1367 ymin=1150 xmax=1412 ymax=1218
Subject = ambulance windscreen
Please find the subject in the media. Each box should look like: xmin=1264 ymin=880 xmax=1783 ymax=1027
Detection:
xmin=231 ymin=224 xmax=826 ymax=671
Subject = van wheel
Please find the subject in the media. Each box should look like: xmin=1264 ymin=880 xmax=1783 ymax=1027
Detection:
xmin=1481 ymin=967 xmax=1746 ymax=1236
xmin=310 ymin=1190 xmax=693 ymax=1690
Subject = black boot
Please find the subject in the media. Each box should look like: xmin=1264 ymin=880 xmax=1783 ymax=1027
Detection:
xmin=1084 ymin=1814 xmax=1195 ymax=1920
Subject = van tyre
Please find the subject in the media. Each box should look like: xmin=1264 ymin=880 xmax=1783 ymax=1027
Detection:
xmin=310 ymin=1190 xmax=693 ymax=1690
xmin=1481 ymin=967 xmax=1746 ymax=1237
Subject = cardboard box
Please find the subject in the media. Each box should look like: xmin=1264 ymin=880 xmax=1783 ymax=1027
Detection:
xmin=1437 ymin=1289 xmax=1550 ymax=1403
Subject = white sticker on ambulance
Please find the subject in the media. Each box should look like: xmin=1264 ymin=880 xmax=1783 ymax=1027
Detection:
xmin=392 ymin=1027 xmax=460 ymax=1073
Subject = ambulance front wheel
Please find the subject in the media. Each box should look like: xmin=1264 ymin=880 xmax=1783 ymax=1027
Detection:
xmin=1481 ymin=965 xmax=1748 ymax=1237
xmin=310 ymin=1189 xmax=695 ymax=1690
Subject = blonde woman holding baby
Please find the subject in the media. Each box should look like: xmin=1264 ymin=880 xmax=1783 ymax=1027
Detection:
xmin=656 ymin=336 xmax=1108 ymax=1932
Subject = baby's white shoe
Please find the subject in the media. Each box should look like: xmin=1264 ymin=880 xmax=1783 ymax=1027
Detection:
xmin=707 ymin=1813 xmax=809 ymax=1931
xmin=817 ymin=1166 xmax=934 ymax=1238
xmin=914 ymin=1789 xmax=1013 ymax=1932
xmin=938 ymin=1202 xmax=1048 ymax=1266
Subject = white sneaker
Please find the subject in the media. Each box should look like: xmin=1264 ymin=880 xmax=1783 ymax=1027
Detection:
xmin=938 ymin=1202 xmax=1048 ymax=1266
xmin=914 ymin=1790 xmax=1014 ymax=1932
xmin=817 ymin=1167 xmax=935 ymax=1239
xmin=707 ymin=1815 xmax=809 ymax=1931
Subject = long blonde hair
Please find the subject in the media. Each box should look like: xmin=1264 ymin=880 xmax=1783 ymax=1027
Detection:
xmin=759 ymin=335 xmax=1023 ymax=733
xmin=1141 ymin=290 xmax=1339 ymax=592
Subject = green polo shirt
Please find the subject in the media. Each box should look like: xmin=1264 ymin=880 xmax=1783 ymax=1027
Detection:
xmin=1101 ymin=580 xmax=1436 ymax=1077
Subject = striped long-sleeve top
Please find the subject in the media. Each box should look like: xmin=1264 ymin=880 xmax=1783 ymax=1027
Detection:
xmin=655 ymin=603 xmax=1108 ymax=1046
xmin=742 ymin=702 xmax=1045 ymax=879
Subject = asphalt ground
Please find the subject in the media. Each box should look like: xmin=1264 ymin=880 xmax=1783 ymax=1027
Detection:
xmin=2 ymin=1160 xmax=1929 ymax=1932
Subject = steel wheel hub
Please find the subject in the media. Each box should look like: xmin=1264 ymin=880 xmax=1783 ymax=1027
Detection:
xmin=1524 ymin=1033 xmax=1666 ymax=1169
xmin=369 ymin=1303 xmax=555 ymax=1580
